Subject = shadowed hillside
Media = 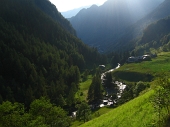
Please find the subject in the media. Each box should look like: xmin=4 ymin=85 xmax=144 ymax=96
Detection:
xmin=110 ymin=0 xmax=170 ymax=52
xmin=34 ymin=0 xmax=77 ymax=36
xmin=0 ymin=0 xmax=106 ymax=108
xmin=69 ymin=0 xmax=164 ymax=52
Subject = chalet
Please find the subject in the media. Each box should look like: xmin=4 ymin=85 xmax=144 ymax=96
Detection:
xmin=143 ymin=55 xmax=151 ymax=61
xmin=127 ymin=54 xmax=152 ymax=63
xmin=127 ymin=56 xmax=138 ymax=63
xmin=103 ymin=100 xmax=108 ymax=105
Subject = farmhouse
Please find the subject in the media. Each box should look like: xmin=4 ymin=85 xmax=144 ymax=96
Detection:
xmin=127 ymin=56 xmax=138 ymax=63
xmin=127 ymin=54 xmax=153 ymax=63
xmin=143 ymin=55 xmax=151 ymax=61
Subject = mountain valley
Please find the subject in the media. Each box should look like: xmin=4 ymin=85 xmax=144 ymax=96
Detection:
xmin=1 ymin=0 xmax=170 ymax=127
xmin=69 ymin=0 xmax=168 ymax=53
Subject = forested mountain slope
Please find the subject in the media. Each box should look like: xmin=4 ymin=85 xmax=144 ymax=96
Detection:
xmin=132 ymin=16 xmax=170 ymax=55
xmin=69 ymin=0 xmax=164 ymax=52
xmin=33 ymin=0 xmax=77 ymax=36
xmin=0 ymin=0 xmax=106 ymax=107
xmin=110 ymin=0 xmax=170 ymax=52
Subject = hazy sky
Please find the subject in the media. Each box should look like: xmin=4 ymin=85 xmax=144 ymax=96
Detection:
xmin=50 ymin=0 xmax=107 ymax=12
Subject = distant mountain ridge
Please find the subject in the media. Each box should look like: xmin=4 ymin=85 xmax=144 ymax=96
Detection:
xmin=61 ymin=6 xmax=90 ymax=18
xmin=69 ymin=0 xmax=164 ymax=52
xmin=110 ymin=0 xmax=170 ymax=52
xmin=131 ymin=16 xmax=170 ymax=55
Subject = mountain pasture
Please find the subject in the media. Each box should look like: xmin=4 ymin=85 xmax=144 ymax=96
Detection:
xmin=80 ymin=52 xmax=170 ymax=127
xmin=80 ymin=90 xmax=156 ymax=127
xmin=113 ymin=52 xmax=170 ymax=83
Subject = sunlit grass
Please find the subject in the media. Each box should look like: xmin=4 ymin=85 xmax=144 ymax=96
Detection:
xmin=113 ymin=52 xmax=170 ymax=83
xmin=71 ymin=121 xmax=84 ymax=127
xmin=78 ymin=52 xmax=170 ymax=127
xmin=79 ymin=90 xmax=157 ymax=127
xmin=91 ymin=107 xmax=114 ymax=118
xmin=75 ymin=75 xmax=93 ymax=101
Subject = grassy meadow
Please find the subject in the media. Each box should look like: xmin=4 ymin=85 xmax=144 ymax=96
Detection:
xmin=75 ymin=75 xmax=93 ymax=101
xmin=80 ymin=90 xmax=157 ymax=127
xmin=77 ymin=52 xmax=170 ymax=127
xmin=112 ymin=52 xmax=170 ymax=83
xmin=71 ymin=107 xmax=114 ymax=127
xmin=73 ymin=74 xmax=115 ymax=127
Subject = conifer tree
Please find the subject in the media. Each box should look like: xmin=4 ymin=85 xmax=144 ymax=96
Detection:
xmin=87 ymin=74 xmax=103 ymax=103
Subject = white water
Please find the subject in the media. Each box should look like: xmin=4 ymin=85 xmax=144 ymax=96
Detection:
xmin=101 ymin=63 xmax=120 ymax=80
xmin=100 ymin=63 xmax=126 ymax=106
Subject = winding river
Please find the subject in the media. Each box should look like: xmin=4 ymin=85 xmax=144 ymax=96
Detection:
xmin=100 ymin=63 xmax=126 ymax=107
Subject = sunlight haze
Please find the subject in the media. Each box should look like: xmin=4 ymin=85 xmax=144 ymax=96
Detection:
xmin=50 ymin=0 xmax=107 ymax=12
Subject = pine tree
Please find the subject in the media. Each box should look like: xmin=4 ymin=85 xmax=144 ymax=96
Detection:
xmin=87 ymin=74 xmax=103 ymax=103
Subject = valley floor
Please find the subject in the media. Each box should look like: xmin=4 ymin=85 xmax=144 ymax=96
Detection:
xmin=78 ymin=52 xmax=170 ymax=127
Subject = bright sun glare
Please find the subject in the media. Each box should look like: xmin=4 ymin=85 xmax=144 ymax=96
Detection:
xmin=50 ymin=0 xmax=107 ymax=12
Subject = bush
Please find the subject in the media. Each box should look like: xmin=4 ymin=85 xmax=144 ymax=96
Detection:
xmin=134 ymin=81 xmax=148 ymax=97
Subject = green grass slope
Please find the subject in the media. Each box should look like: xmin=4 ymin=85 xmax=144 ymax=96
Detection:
xmin=80 ymin=52 xmax=170 ymax=127
xmin=113 ymin=52 xmax=170 ymax=83
xmin=75 ymin=75 xmax=93 ymax=101
xmin=80 ymin=90 xmax=155 ymax=127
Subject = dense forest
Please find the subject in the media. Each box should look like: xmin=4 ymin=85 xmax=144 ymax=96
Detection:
xmin=0 ymin=97 xmax=71 ymax=127
xmin=0 ymin=0 xmax=106 ymax=110
xmin=132 ymin=16 xmax=170 ymax=55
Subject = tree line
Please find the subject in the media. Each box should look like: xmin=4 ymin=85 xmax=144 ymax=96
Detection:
xmin=0 ymin=0 xmax=106 ymax=110
xmin=0 ymin=97 xmax=71 ymax=127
